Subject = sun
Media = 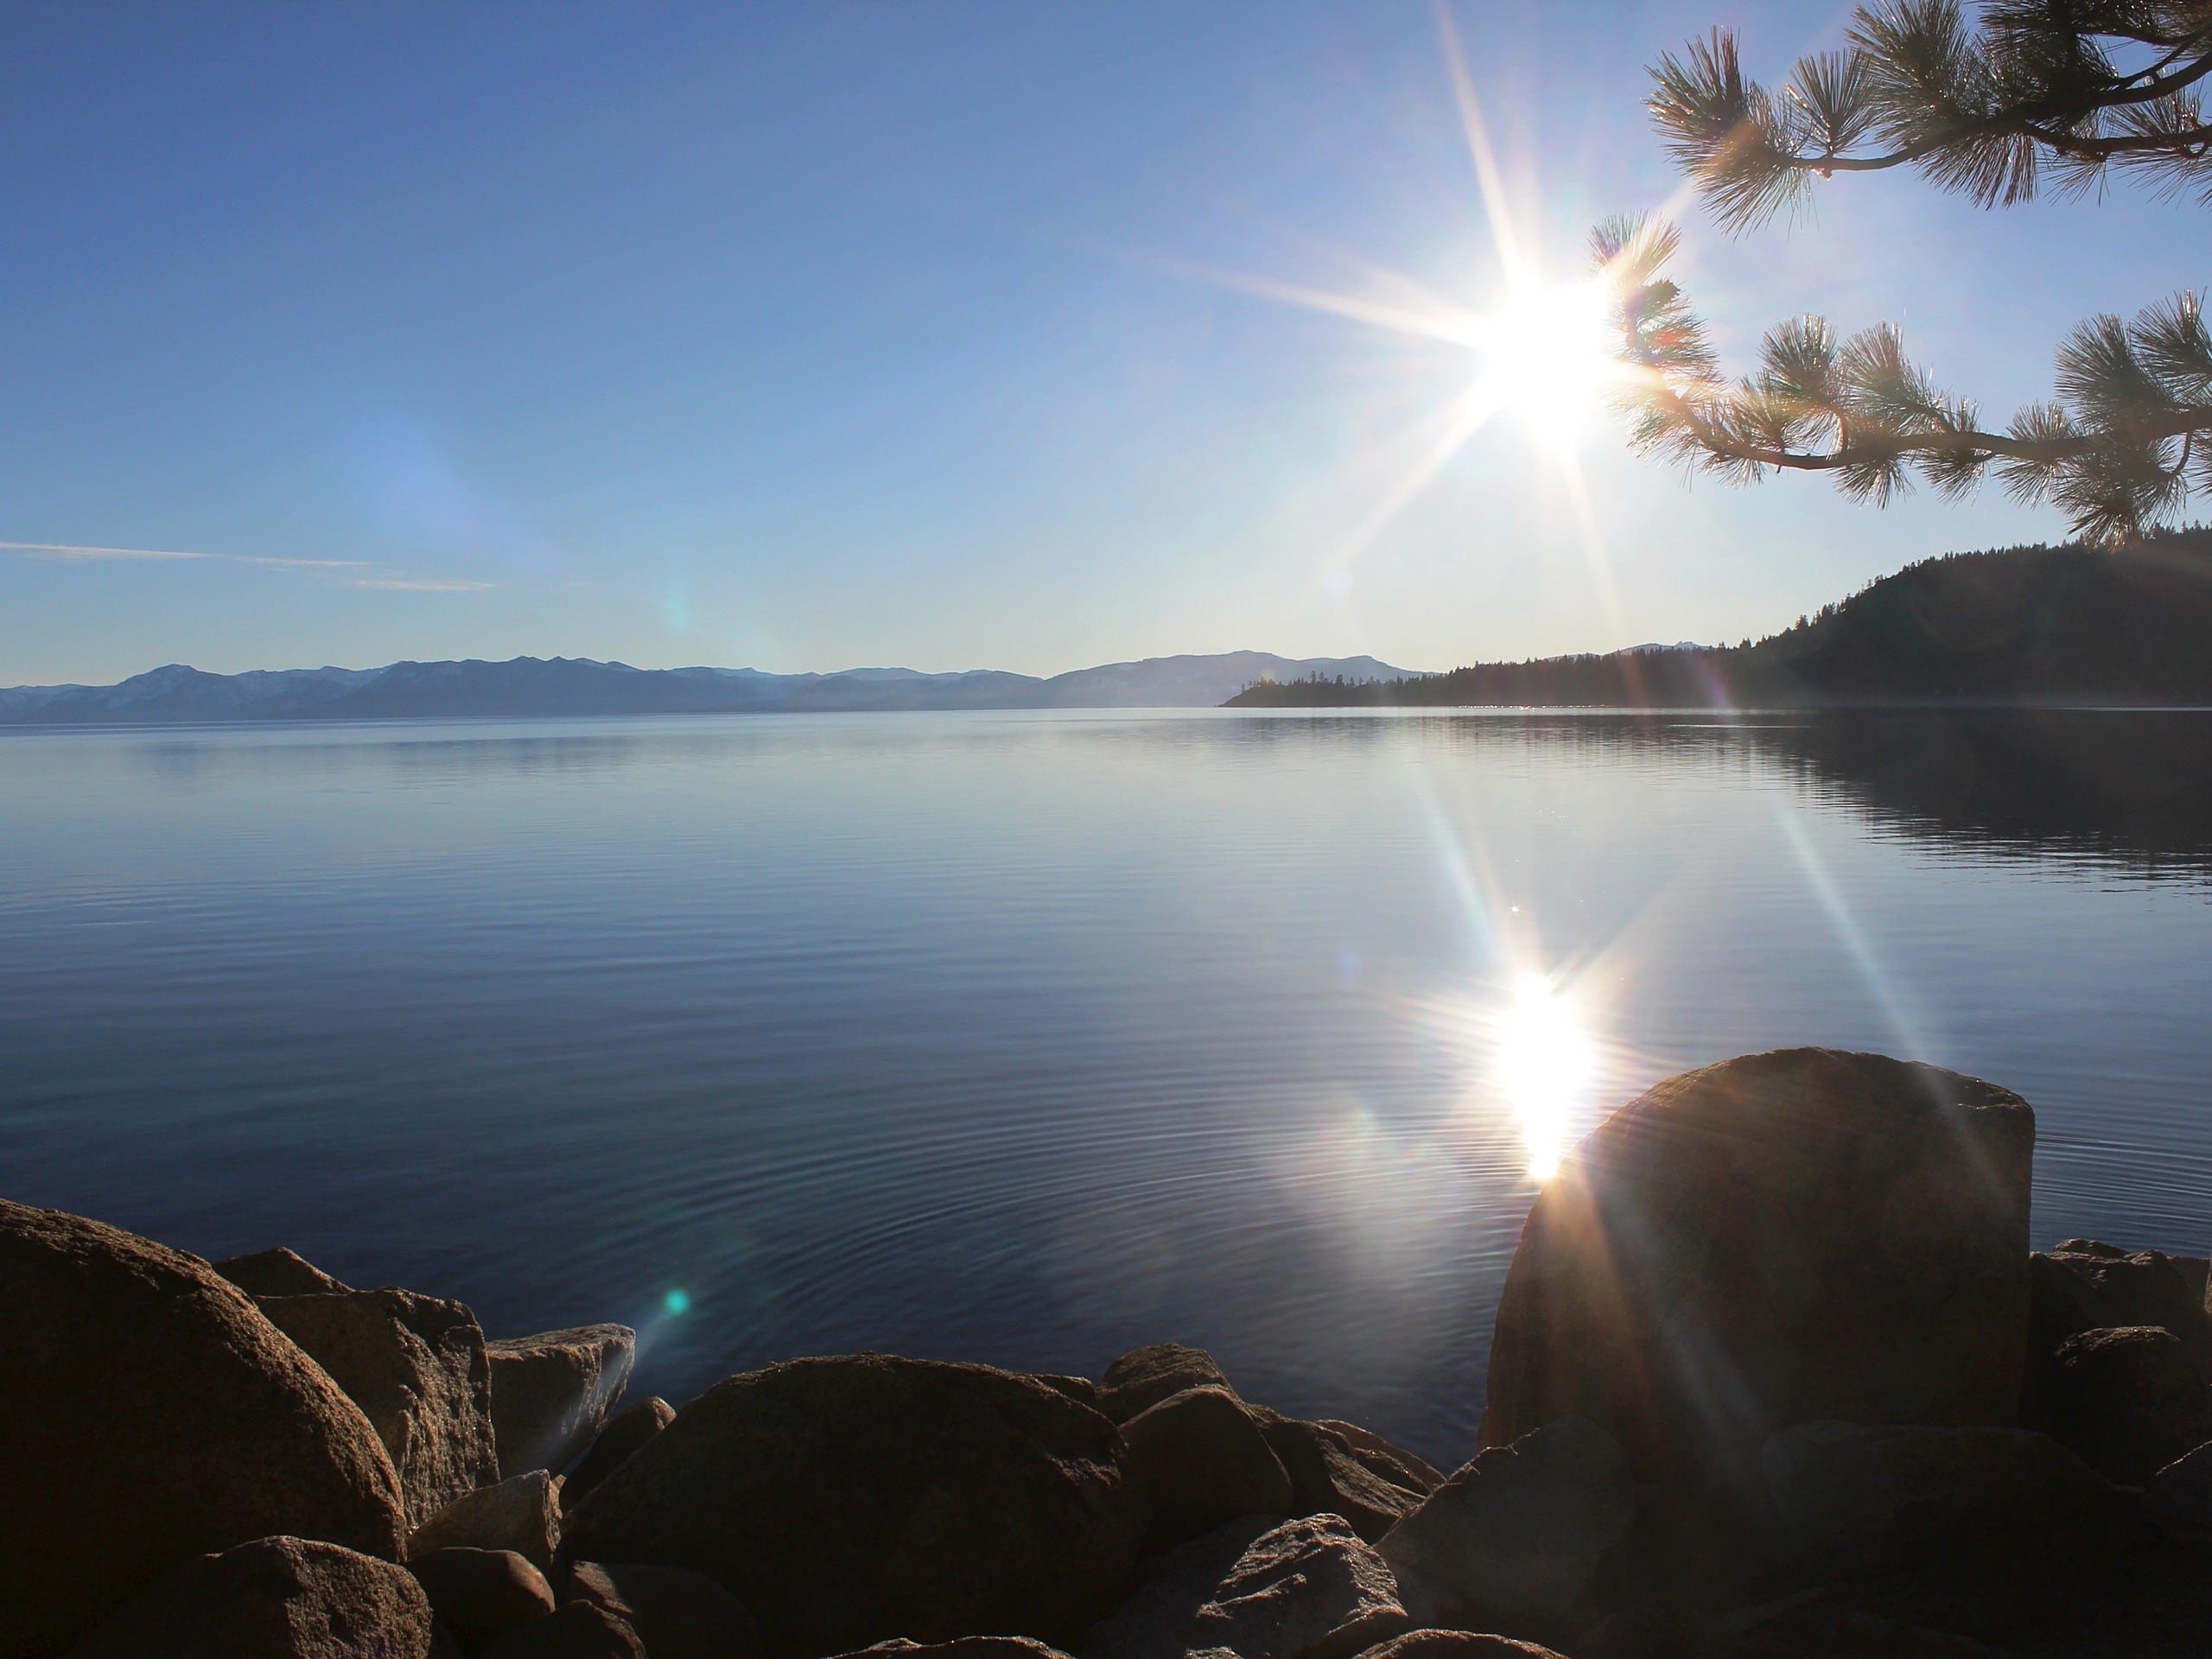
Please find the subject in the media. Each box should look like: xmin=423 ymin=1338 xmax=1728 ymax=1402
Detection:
xmin=1151 ymin=13 xmax=1634 ymax=554
xmin=1464 ymin=278 xmax=1620 ymax=451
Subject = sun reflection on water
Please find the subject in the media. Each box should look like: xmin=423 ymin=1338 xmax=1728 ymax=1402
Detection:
xmin=1496 ymin=974 xmax=1597 ymax=1181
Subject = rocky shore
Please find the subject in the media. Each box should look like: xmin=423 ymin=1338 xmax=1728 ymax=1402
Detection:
xmin=8 ymin=1047 xmax=2212 ymax=1658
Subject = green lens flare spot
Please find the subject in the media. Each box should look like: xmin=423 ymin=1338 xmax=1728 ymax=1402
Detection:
xmin=663 ymin=1288 xmax=691 ymax=1316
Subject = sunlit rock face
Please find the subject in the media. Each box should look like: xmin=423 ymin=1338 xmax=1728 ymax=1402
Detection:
xmin=1476 ymin=1048 xmax=2035 ymax=1496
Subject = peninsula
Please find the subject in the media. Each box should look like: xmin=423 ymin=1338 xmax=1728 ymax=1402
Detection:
xmin=1229 ymin=531 xmax=2212 ymax=710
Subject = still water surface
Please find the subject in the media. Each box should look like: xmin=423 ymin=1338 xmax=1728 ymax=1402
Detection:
xmin=3 ymin=709 xmax=2208 ymax=1462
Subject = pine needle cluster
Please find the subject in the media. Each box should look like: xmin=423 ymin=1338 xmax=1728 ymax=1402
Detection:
xmin=1653 ymin=1 xmax=2212 ymax=226
xmin=1612 ymin=1 xmax=2211 ymax=543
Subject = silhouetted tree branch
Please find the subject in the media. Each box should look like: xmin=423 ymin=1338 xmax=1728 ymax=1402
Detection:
xmin=1654 ymin=2 xmax=2212 ymax=228
xmin=1605 ymin=2 xmax=2212 ymax=543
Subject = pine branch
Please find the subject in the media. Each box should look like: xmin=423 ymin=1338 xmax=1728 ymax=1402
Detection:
xmin=1594 ymin=219 xmax=2212 ymax=542
xmin=1653 ymin=2 xmax=2212 ymax=228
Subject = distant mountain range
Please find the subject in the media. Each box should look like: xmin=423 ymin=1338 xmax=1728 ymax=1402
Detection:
xmin=0 ymin=651 xmax=1418 ymax=725
xmin=1230 ymin=530 xmax=2212 ymax=709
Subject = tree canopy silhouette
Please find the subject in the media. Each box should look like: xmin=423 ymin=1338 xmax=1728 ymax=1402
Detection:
xmin=1603 ymin=1 xmax=2211 ymax=543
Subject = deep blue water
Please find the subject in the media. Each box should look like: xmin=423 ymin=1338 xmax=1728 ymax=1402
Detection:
xmin=3 ymin=708 xmax=2208 ymax=1464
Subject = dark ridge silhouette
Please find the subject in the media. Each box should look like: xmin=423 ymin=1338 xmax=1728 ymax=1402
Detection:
xmin=1227 ymin=529 xmax=2212 ymax=710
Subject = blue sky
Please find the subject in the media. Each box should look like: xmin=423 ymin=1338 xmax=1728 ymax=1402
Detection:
xmin=2 ymin=2 xmax=2200 ymax=684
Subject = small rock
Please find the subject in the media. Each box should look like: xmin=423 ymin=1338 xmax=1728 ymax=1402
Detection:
xmin=1478 ymin=1051 xmax=2035 ymax=1491
xmin=0 ymin=1200 xmax=407 ymax=1659
xmin=410 ymin=1471 xmax=562 ymax=1576
xmin=479 ymin=1602 xmax=644 ymax=1659
xmin=214 ymin=1247 xmax=353 ymax=1298
xmin=409 ymin=1548 xmax=555 ymax=1649
xmin=1760 ymin=1421 xmax=2118 ymax=1579
xmin=561 ymin=1399 xmax=677 ymax=1514
xmin=1032 ymin=1374 xmax=1103 ymax=1410
xmin=1123 ymin=1384 xmax=1295 ymax=1550
xmin=258 ymin=1289 xmax=499 ymax=1529
xmin=1255 ymin=1408 xmax=1429 ymax=1541
xmin=1377 ymin=1415 xmax=1632 ymax=1641
xmin=1351 ymin=1635 xmax=1567 ymax=1659
xmin=67 ymin=1535 xmax=431 ymax=1659
xmin=838 ymin=1643 xmax=1072 ymax=1659
xmin=2030 ymin=1243 xmax=2212 ymax=1372
xmin=1569 ymin=1596 xmax=1705 ymax=1659
xmin=1097 ymin=1341 xmax=1232 ymax=1423
xmin=563 ymin=1561 xmax=760 ymax=1659
xmin=563 ymin=1353 xmax=1145 ymax=1656
xmin=1319 ymin=1421 xmax=1445 ymax=1496
xmin=1722 ymin=1593 xmax=2020 ymax=1657
xmin=2143 ymin=1440 xmax=2212 ymax=1541
xmin=2027 ymin=1325 xmax=2212 ymax=1484
xmin=1075 ymin=1515 xmax=1277 ymax=1659
xmin=1077 ymin=1513 xmax=1408 ymax=1659
xmin=487 ymin=1326 xmax=637 ymax=1480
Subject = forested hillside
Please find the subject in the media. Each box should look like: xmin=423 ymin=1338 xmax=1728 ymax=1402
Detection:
xmin=1230 ymin=530 xmax=2212 ymax=709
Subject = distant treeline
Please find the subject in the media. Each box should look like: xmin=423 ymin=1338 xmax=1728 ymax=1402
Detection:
xmin=1228 ymin=529 xmax=2212 ymax=709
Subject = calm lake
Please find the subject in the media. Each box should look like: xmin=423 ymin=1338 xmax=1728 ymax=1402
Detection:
xmin=3 ymin=708 xmax=2208 ymax=1464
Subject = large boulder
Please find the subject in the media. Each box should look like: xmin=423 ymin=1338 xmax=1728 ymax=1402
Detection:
xmin=1759 ymin=1421 xmax=2120 ymax=1580
xmin=564 ymin=1354 xmax=1147 ymax=1656
xmin=1478 ymin=1050 xmax=2036 ymax=1491
xmin=2027 ymin=1325 xmax=2212 ymax=1484
xmin=0 ymin=1201 xmax=408 ymax=1658
xmin=1122 ymin=1384 xmax=1294 ymax=1549
xmin=259 ymin=1289 xmax=500 ymax=1529
xmin=1076 ymin=1514 xmax=1408 ymax=1659
xmin=1377 ymin=1416 xmax=1632 ymax=1643
xmin=409 ymin=1471 xmax=562 ymax=1575
xmin=2029 ymin=1241 xmax=2212 ymax=1372
xmin=560 ymin=1398 xmax=677 ymax=1514
xmin=67 ymin=1535 xmax=432 ymax=1659
xmin=486 ymin=1326 xmax=636 ymax=1480
xmin=1096 ymin=1342 xmax=1231 ymax=1423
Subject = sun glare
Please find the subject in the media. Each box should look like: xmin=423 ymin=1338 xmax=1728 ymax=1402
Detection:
xmin=1496 ymin=973 xmax=1596 ymax=1181
xmin=1465 ymin=279 xmax=1619 ymax=450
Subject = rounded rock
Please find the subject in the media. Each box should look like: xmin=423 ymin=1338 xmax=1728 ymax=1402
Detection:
xmin=0 ymin=1201 xmax=408 ymax=1658
xmin=67 ymin=1535 xmax=430 ymax=1659
xmin=1479 ymin=1049 xmax=2036 ymax=1488
xmin=564 ymin=1353 xmax=1146 ymax=1656
xmin=409 ymin=1548 xmax=555 ymax=1649
xmin=1122 ymin=1385 xmax=1294 ymax=1550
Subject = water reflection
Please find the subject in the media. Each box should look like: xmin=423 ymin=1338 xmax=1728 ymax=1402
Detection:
xmin=1738 ymin=710 xmax=2212 ymax=880
xmin=22 ymin=707 xmax=2212 ymax=884
xmin=1491 ymin=975 xmax=1597 ymax=1180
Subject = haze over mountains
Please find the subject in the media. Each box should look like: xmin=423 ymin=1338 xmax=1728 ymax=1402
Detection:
xmin=0 ymin=651 xmax=1417 ymax=725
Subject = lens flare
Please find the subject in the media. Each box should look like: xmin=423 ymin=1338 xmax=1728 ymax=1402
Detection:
xmin=1496 ymin=974 xmax=1595 ymax=1180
